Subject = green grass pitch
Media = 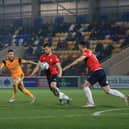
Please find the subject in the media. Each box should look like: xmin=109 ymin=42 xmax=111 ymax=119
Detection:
xmin=0 ymin=88 xmax=129 ymax=129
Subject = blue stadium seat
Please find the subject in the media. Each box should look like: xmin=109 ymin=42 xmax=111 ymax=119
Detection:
xmin=14 ymin=18 xmax=23 ymax=26
xmin=121 ymin=12 xmax=129 ymax=21
xmin=55 ymin=16 xmax=64 ymax=24
xmin=33 ymin=17 xmax=43 ymax=25
xmin=76 ymin=15 xmax=86 ymax=24
xmin=98 ymin=13 xmax=108 ymax=21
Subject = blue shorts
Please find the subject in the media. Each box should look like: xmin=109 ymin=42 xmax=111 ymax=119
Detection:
xmin=47 ymin=74 xmax=59 ymax=89
xmin=87 ymin=69 xmax=108 ymax=87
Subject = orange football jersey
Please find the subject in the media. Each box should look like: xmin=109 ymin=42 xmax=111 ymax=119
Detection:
xmin=2 ymin=57 xmax=26 ymax=79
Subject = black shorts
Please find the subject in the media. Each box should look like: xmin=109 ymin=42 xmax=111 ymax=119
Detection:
xmin=47 ymin=74 xmax=59 ymax=89
xmin=87 ymin=69 xmax=108 ymax=87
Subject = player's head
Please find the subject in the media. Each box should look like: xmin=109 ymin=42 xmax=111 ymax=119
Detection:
xmin=7 ymin=49 xmax=14 ymax=60
xmin=78 ymin=41 xmax=87 ymax=51
xmin=43 ymin=43 xmax=52 ymax=55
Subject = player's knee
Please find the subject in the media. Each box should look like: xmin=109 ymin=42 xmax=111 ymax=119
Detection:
xmin=104 ymin=90 xmax=109 ymax=94
xmin=50 ymin=85 xmax=55 ymax=89
xmin=18 ymin=86 xmax=22 ymax=91
xmin=50 ymin=82 xmax=56 ymax=88
xmin=18 ymin=85 xmax=24 ymax=91
xmin=13 ymin=84 xmax=16 ymax=88
xmin=103 ymin=88 xmax=110 ymax=94
xmin=82 ymin=81 xmax=90 ymax=88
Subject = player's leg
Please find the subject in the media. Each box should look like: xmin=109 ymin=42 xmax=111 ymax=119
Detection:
xmin=49 ymin=81 xmax=60 ymax=96
xmin=103 ymin=85 xmax=125 ymax=98
xmin=82 ymin=70 xmax=102 ymax=108
xmin=12 ymin=84 xmax=18 ymax=98
xmin=47 ymin=76 xmax=59 ymax=96
xmin=18 ymin=81 xmax=36 ymax=104
xmin=48 ymin=75 xmax=71 ymax=104
xmin=8 ymin=84 xmax=18 ymax=103
xmin=8 ymin=79 xmax=19 ymax=103
xmin=82 ymin=80 xmax=95 ymax=108
xmin=50 ymin=81 xmax=71 ymax=104
xmin=98 ymin=69 xmax=128 ymax=106
xmin=102 ymin=86 xmax=129 ymax=105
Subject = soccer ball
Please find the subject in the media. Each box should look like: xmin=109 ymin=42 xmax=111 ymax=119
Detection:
xmin=40 ymin=62 xmax=49 ymax=70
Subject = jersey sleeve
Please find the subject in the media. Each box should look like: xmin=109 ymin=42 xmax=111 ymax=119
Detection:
xmin=54 ymin=55 xmax=60 ymax=63
xmin=39 ymin=56 xmax=42 ymax=62
xmin=39 ymin=55 xmax=44 ymax=62
xmin=82 ymin=50 xmax=92 ymax=58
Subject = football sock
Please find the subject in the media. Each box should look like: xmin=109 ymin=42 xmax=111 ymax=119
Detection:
xmin=55 ymin=87 xmax=70 ymax=100
xmin=22 ymin=88 xmax=34 ymax=98
xmin=83 ymin=87 xmax=95 ymax=105
xmin=108 ymin=89 xmax=125 ymax=99
xmin=59 ymin=92 xmax=69 ymax=100
xmin=52 ymin=87 xmax=69 ymax=100
xmin=52 ymin=88 xmax=60 ymax=96
xmin=12 ymin=91 xmax=17 ymax=98
xmin=12 ymin=85 xmax=18 ymax=98
xmin=59 ymin=92 xmax=64 ymax=99
xmin=63 ymin=94 xmax=69 ymax=100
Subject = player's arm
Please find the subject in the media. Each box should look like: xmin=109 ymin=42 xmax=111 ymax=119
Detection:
xmin=0 ymin=63 xmax=5 ymax=70
xmin=29 ymin=61 xmax=40 ymax=77
xmin=0 ymin=60 xmax=6 ymax=70
xmin=63 ymin=56 xmax=86 ymax=71
xmin=24 ymin=60 xmax=37 ymax=65
xmin=19 ymin=58 xmax=37 ymax=65
xmin=56 ymin=63 xmax=62 ymax=78
xmin=85 ymin=67 xmax=89 ymax=75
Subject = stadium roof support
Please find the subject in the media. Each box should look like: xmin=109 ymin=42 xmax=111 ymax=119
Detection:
xmin=32 ymin=0 xmax=40 ymax=19
xmin=54 ymin=0 xmax=76 ymax=16
xmin=88 ymin=0 xmax=99 ymax=22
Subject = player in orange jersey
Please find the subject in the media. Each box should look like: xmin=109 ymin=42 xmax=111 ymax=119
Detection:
xmin=0 ymin=49 xmax=37 ymax=104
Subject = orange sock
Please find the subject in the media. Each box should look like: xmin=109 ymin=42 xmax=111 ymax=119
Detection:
xmin=12 ymin=85 xmax=18 ymax=98
xmin=22 ymin=88 xmax=34 ymax=98
xmin=12 ymin=92 xmax=16 ymax=98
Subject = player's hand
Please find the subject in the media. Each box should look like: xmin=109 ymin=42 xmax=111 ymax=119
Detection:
xmin=58 ymin=74 xmax=62 ymax=78
xmin=63 ymin=66 xmax=70 ymax=71
xmin=28 ymin=74 xmax=33 ymax=78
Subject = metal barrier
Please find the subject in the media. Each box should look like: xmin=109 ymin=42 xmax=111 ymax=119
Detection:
xmin=0 ymin=76 xmax=129 ymax=88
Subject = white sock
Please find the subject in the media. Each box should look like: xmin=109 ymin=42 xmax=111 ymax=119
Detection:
xmin=63 ymin=94 xmax=69 ymax=100
xmin=59 ymin=92 xmax=69 ymax=100
xmin=59 ymin=92 xmax=64 ymax=99
xmin=108 ymin=89 xmax=125 ymax=99
xmin=55 ymin=87 xmax=60 ymax=92
xmin=55 ymin=87 xmax=70 ymax=100
xmin=83 ymin=87 xmax=95 ymax=105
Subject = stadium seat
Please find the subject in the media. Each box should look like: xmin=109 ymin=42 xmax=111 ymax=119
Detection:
xmin=98 ymin=13 xmax=109 ymax=21
xmin=55 ymin=16 xmax=64 ymax=24
xmin=33 ymin=17 xmax=43 ymax=25
xmin=121 ymin=12 xmax=129 ymax=21
xmin=14 ymin=18 xmax=23 ymax=27
xmin=76 ymin=15 xmax=87 ymax=24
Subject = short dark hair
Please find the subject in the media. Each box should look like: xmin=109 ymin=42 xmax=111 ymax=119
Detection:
xmin=43 ymin=43 xmax=51 ymax=48
xmin=79 ymin=41 xmax=90 ymax=48
xmin=8 ymin=49 xmax=14 ymax=53
xmin=79 ymin=41 xmax=86 ymax=46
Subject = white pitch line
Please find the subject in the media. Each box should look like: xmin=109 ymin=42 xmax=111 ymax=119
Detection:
xmin=0 ymin=115 xmax=56 ymax=120
xmin=64 ymin=114 xmax=87 ymax=118
xmin=0 ymin=114 xmax=88 ymax=120
xmin=92 ymin=108 xmax=129 ymax=116
xmin=0 ymin=108 xmax=128 ymax=120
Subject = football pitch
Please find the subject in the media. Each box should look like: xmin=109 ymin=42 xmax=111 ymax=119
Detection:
xmin=0 ymin=88 xmax=129 ymax=129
